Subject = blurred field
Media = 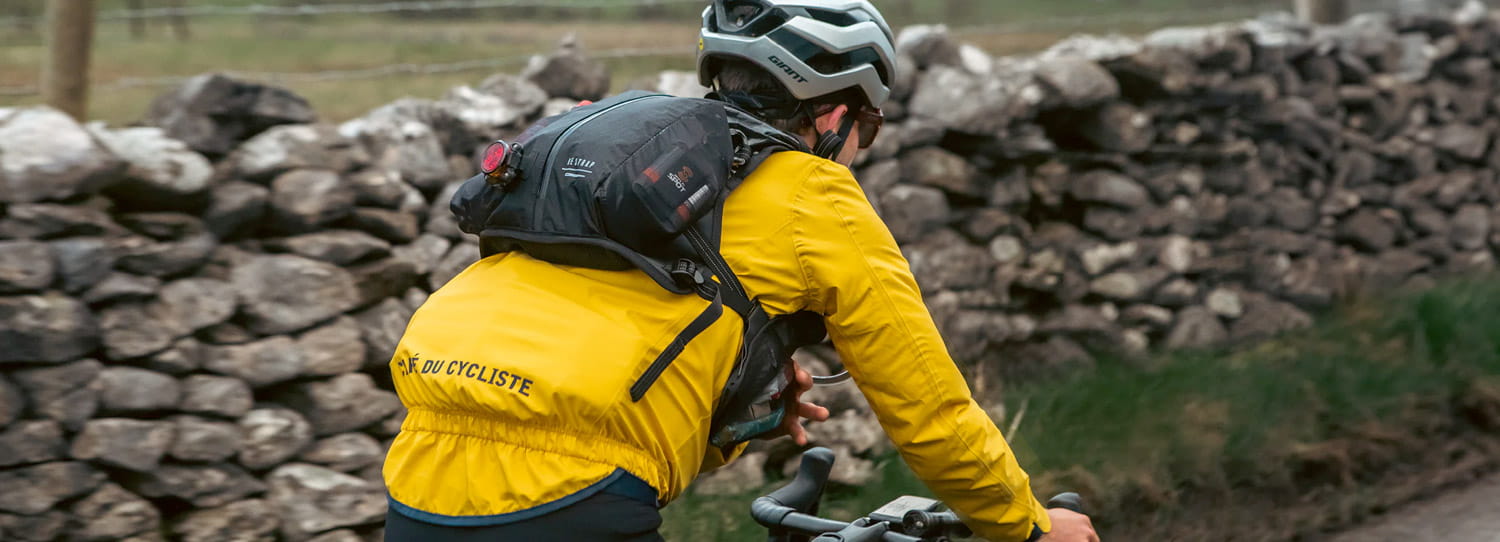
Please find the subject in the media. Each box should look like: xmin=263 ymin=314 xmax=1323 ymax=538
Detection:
xmin=0 ymin=0 xmax=1281 ymax=124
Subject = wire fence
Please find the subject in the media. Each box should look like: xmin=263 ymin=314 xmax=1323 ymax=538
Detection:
xmin=1 ymin=1 xmax=1490 ymax=100
xmin=0 ymin=0 xmax=703 ymax=26
xmin=0 ymin=3 xmax=1284 ymax=99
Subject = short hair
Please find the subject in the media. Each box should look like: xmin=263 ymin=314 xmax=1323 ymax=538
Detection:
xmin=713 ymin=58 xmax=870 ymax=136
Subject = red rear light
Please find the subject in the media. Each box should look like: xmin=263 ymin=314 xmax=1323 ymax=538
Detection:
xmin=480 ymin=140 xmax=522 ymax=190
xmin=481 ymin=140 xmax=511 ymax=175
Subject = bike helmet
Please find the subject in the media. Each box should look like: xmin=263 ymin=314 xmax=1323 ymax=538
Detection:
xmin=697 ymin=0 xmax=898 ymax=108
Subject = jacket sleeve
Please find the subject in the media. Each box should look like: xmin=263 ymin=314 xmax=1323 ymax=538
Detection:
xmin=791 ymin=162 xmax=1052 ymax=541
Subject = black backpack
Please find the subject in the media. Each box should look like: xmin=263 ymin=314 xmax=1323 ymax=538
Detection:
xmin=451 ymin=90 xmax=828 ymax=448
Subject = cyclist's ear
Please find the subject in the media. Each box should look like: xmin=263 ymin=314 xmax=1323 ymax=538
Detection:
xmin=813 ymin=104 xmax=849 ymax=135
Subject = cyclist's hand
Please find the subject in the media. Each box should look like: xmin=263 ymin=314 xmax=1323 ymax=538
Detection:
xmin=1039 ymin=509 xmax=1099 ymax=542
xmin=759 ymin=362 xmax=830 ymax=445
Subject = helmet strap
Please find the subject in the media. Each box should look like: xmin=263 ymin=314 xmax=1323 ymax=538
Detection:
xmin=812 ymin=112 xmax=857 ymax=161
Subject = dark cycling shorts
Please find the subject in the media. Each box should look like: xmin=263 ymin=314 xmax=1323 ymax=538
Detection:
xmin=384 ymin=476 xmax=665 ymax=542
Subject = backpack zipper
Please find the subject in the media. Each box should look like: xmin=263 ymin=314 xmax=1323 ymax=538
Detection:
xmin=533 ymin=93 xmax=667 ymax=229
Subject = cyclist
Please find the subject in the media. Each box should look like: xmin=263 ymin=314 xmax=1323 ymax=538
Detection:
xmin=382 ymin=1 xmax=1098 ymax=541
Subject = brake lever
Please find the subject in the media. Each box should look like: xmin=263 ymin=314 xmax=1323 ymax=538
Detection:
xmin=811 ymin=371 xmax=850 ymax=386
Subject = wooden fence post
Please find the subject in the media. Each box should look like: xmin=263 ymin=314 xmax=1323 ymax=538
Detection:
xmin=1296 ymin=0 xmax=1350 ymax=24
xmin=42 ymin=0 xmax=96 ymax=120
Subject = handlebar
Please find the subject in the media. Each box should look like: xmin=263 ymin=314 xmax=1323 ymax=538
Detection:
xmin=755 ymin=447 xmax=1089 ymax=542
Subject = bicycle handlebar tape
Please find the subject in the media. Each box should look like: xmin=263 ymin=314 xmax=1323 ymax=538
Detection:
xmin=1046 ymin=492 xmax=1086 ymax=515
xmin=769 ymin=447 xmax=835 ymax=513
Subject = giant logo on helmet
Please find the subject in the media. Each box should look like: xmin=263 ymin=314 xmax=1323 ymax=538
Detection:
xmin=768 ymin=55 xmax=809 ymax=83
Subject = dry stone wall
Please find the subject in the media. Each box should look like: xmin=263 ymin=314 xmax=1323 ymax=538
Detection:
xmin=1 ymin=3 xmax=1499 ymax=537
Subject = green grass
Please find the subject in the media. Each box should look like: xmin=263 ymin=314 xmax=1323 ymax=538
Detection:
xmin=662 ymin=276 xmax=1500 ymax=540
xmin=0 ymin=0 xmax=1284 ymax=124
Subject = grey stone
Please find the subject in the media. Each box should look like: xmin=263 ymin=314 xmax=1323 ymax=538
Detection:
xmin=895 ymin=25 xmax=963 ymax=70
xmin=1165 ymin=306 xmax=1227 ymax=349
xmin=0 ymin=294 xmax=99 ymax=363
xmin=1452 ymin=204 xmax=1491 ymax=251
xmin=1433 ymin=123 xmax=1491 ymax=161
xmin=1079 ymin=241 xmax=1138 ymax=276
xmin=1083 ymin=207 xmax=1144 ymax=241
xmin=227 ymin=123 xmax=357 ymax=181
xmin=423 ymin=181 xmax=465 ymax=239
xmin=0 ymin=510 xmax=68 ymax=542
xmin=1077 ymin=102 xmax=1155 ymax=153
xmin=1267 ymin=188 xmax=1317 ymax=231
xmin=392 ymin=233 xmax=452 ymax=276
xmin=269 ymin=169 xmax=358 ymax=234
xmin=1205 ymin=288 xmax=1245 ymax=319
xmin=170 ymin=416 xmax=244 ymax=463
xmin=349 ymin=208 xmax=420 ymax=245
xmin=268 ymin=230 xmax=391 ymax=266
xmin=436 ymin=76 xmax=547 ymax=137
xmin=902 ymin=147 xmax=983 ymax=199
xmin=204 ymin=337 xmax=306 ymax=388
xmin=161 ymin=277 xmax=238 ymax=332
xmin=180 ymin=375 xmax=255 ymax=419
xmin=99 ymin=302 xmax=191 ymax=361
xmin=988 ymin=235 xmax=1026 ymax=265
xmin=880 ymin=185 xmax=951 ymax=244
xmin=113 ymin=232 xmax=219 ymax=278
xmin=521 ymin=39 xmax=610 ymax=101
xmin=905 ymin=232 xmax=996 ymax=293
xmin=427 ymin=242 xmax=479 ymax=291
xmin=239 ymin=408 xmax=315 ymax=470
xmin=276 ymin=374 xmax=402 ymax=436
xmin=308 ymin=530 xmax=363 ymax=542
xmin=130 ymin=463 xmax=266 ymax=508
xmin=204 ymin=181 xmax=270 ymax=239
xmin=268 ymin=463 xmax=387 ymax=539
xmin=67 ymin=483 xmax=160 ymax=541
xmin=0 ymin=203 xmax=119 ymax=240
xmin=693 ymin=451 xmax=766 ymax=496
xmin=51 ymin=237 xmax=115 ymax=293
xmin=354 ymin=118 xmax=451 ymax=193
xmin=70 ymin=418 xmax=174 ymax=472
xmin=0 ymin=375 xmax=21 ymax=428
xmin=0 ymin=107 xmax=121 ymax=203
xmin=908 ymin=65 xmax=1039 ymax=135
xmin=1153 ymin=278 xmax=1199 ymax=308
xmin=1070 ymin=170 xmax=1150 ymax=208
xmin=82 ymin=273 xmax=161 ymax=304
xmin=0 ymin=420 xmax=64 ymax=467
xmin=1121 ymin=304 xmax=1175 ymax=330
xmin=354 ymin=298 xmax=415 ymax=369
xmin=1089 ymin=269 xmax=1167 ymax=302
xmin=172 ymin=499 xmax=280 ymax=542
xmin=1230 ymin=292 xmax=1314 ymax=342
xmin=1157 ymin=235 xmax=1195 ymax=274
xmin=99 ymin=367 xmax=180 ymax=412
xmin=350 ymin=256 xmax=420 ymax=308
xmin=12 ymin=360 xmax=101 ymax=430
xmin=0 ymin=462 xmax=105 ymax=515
xmin=1338 ymin=209 xmax=1398 ymax=252
xmin=144 ymin=74 xmax=315 ymax=157
xmin=0 ymin=240 xmax=54 ymax=293
xmin=1034 ymin=56 xmax=1120 ymax=109
xmin=347 ymin=168 xmax=411 ymax=209
xmin=298 ymin=317 xmax=367 ymax=377
xmin=91 ymin=125 xmax=214 ymax=211
xmin=147 ymin=337 xmax=205 ymax=375
xmin=233 ymin=255 xmax=361 ymax=335
xmin=298 ymin=433 xmax=384 ymax=473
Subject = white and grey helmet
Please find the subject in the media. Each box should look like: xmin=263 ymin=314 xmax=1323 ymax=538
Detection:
xmin=697 ymin=0 xmax=898 ymax=108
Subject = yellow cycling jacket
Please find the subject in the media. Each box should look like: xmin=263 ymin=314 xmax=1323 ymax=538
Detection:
xmin=383 ymin=151 xmax=1052 ymax=540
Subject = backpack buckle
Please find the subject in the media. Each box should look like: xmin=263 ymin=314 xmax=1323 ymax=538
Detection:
xmin=671 ymin=259 xmax=705 ymax=288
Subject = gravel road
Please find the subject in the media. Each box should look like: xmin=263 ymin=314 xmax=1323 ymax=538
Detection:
xmin=1326 ymin=475 xmax=1500 ymax=542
